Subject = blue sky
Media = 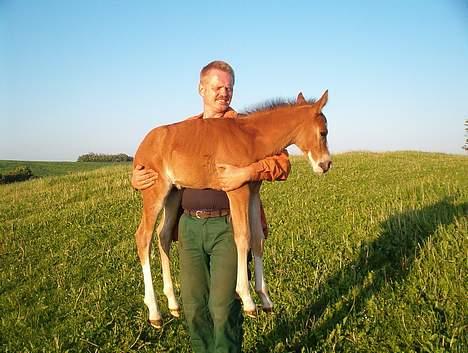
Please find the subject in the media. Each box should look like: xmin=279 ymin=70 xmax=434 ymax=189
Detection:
xmin=1 ymin=0 xmax=467 ymax=161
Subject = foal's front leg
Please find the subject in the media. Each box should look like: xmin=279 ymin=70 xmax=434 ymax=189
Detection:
xmin=227 ymin=185 xmax=257 ymax=317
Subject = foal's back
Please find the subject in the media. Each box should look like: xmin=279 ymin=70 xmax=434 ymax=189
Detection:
xmin=134 ymin=118 xmax=258 ymax=189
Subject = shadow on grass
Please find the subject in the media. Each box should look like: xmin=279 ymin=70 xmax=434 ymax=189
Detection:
xmin=256 ymin=198 xmax=467 ymax=352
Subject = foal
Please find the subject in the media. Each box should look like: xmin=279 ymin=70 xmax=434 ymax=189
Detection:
xmin=134 ymin=91 xmax=331 ymax=328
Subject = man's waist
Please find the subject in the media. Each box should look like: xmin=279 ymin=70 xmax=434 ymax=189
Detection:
xmin=181 ymin=188 xmax=229 ymax=211
xmin=183 ymin=208 xmax=230 ymax=219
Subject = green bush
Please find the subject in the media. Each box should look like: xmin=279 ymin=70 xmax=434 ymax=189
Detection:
xmin=77 ymin=153 xmax=133 ymax=162
xmin=0 ymin=166 xmax=34 ymax=184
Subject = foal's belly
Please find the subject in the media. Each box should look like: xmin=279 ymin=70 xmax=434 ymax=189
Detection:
xmin=166 ymin=152 xmax=221 ymax=190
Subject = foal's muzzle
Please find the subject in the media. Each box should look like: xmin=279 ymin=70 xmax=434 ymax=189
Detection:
xmin=319 ymin=160 xmax=332 ymax=173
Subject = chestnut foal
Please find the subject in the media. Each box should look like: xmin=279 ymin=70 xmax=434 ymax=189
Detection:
xmin=134 ymin=91 xmax=331 ymax=328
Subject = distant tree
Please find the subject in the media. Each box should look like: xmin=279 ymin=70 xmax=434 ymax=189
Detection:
xmin=464 ymin=119 xmax=468 ymax=152
xmin=77 ymin=153 xmax=134 ymax=162
xmin=0 ymin=166 xmax=34 ymax=184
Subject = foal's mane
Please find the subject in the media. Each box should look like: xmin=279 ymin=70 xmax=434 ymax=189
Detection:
xmin=240 ymin=97 xmax=317 ymax=116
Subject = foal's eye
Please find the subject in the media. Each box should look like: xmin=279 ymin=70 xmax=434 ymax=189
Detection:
xmin=320 ymin=131 xmax=328 ymax=138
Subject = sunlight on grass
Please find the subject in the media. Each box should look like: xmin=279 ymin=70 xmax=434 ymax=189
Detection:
xmin=1 ymin=152 xmax=467 ymax=352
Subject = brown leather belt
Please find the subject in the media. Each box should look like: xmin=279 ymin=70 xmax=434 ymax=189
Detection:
xmin=184 ymin=209 xmax=230 ymax=219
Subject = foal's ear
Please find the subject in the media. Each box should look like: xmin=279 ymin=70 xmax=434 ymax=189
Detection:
xmin=316 ymin=90 xmax=328 ymax=111
xmin=296 ymin=92 xmax=306 ymax=104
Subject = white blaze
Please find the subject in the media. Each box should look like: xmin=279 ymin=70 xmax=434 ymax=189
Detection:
xmin=307 ymin=151 xmax=323 ymax=174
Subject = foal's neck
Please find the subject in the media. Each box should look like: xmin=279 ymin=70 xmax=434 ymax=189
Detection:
xmin=242 ymin=105 xmax=307 ymax=159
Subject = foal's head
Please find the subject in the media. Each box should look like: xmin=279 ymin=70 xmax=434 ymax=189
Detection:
xmin=294 ymin=90 xmax=332 ymax=174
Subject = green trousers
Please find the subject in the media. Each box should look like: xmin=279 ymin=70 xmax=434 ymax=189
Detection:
xmin=178 ymin=214 xmax=244 ymax=353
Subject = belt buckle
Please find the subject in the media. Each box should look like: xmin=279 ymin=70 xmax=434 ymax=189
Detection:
xmin=195 ymin=210 xmax=203 ymax=219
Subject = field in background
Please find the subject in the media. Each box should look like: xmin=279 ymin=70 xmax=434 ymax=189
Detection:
xmin=0 ymin=160 xmax=126 ymax=178
xmin=1 ymin=152 xmax=467 ymax=352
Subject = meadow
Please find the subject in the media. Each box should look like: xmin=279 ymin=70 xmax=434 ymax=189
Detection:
xmin=0 ymin=160 xmax=120 ymax=178
xmin=0 ymin=152 xmax=466 ymax=352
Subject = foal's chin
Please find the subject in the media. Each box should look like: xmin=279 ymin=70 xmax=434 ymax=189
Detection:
xmin=313 ymin=168 xmax=325 ymax=175
xmin=308 ymin=159 xmax=331 ymax=175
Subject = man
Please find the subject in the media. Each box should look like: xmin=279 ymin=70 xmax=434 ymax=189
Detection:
xmin=132 ymin=61 xmax=290 ymax=353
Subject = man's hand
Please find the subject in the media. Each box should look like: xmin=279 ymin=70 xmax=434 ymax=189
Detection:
xmin=131 ymin=164 xmax=158 ymax=190
xmin=216 ymin=163 xmax=252 ymax=191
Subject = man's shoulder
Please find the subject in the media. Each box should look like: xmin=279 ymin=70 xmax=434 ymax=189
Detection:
xmin=185 ymin=113 xmax=203 ymax=121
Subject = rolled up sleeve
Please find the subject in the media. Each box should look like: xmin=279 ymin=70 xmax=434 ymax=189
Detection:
xmin=249 ymin=149 xmax=291 ymax=182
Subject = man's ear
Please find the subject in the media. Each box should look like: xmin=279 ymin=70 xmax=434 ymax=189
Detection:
xmin=198 ymin=83 xmax=205 ymax=96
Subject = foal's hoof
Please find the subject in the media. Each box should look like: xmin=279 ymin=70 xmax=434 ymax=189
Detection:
xmin=244 ymin=309 xmax=257 ymax=318
xmin=148 ymin=319 xmax=163 ymax=329
xmin=170 ymin=309 xmax=180 ymax=318
xmin=262 ymin=307 xmax=273 ymax=313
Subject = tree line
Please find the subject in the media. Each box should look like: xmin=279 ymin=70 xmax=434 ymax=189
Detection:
xmin=464 ymin=119 xmax=468 ymax=152
xmin=77 ymin=153 xmax=134 ymax=162
xmin=0 ymin=166 xmax=34 ymax=184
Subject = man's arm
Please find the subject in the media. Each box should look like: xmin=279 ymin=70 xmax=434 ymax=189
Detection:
xmin=216 ymin=150 xmax=290 ymax=191
xmin=131 ymin=164 xmax=159 ymax=190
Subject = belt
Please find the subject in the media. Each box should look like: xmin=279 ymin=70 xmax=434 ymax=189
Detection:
xmin=184 ymin=209 xmax=230 ymax=219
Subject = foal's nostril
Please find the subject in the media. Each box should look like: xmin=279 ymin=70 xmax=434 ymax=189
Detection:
xmin=319 ymin=160 xmax=332 ymax=172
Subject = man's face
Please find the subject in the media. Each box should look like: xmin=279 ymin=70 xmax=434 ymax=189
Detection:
xmin=199 ymin=69 xmax=234 ymax=114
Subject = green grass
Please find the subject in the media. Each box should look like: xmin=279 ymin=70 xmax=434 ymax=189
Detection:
xmin=0 ymin=160 xmax=127 ymax=178
xmin=1 ymin=152 xmax=467 ymax=352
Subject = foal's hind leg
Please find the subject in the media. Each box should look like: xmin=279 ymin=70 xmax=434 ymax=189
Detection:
xmin=155 ymin=188 xmax=182 ymax=318
xmin=135 ymin=182 xmax=171 ymax=329
xmin=249 ymin=184 xmax=273 ymax=312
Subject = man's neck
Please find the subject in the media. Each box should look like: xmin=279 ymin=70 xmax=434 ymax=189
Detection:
xmin=202 ymin=108 xmax=227 ymax=119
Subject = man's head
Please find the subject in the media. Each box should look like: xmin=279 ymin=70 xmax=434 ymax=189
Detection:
xmin=199 ymin=61 xmax=235 ymax=115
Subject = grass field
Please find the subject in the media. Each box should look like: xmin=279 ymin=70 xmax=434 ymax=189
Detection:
xmin=1 ymin=152 xmax=467 ymax=352
xmin=0 ymin=160 xmax=124 ymax=178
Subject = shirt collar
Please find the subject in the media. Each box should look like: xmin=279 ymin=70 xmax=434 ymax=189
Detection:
xmin=189 ymin=107 xmax=238 ymax=120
